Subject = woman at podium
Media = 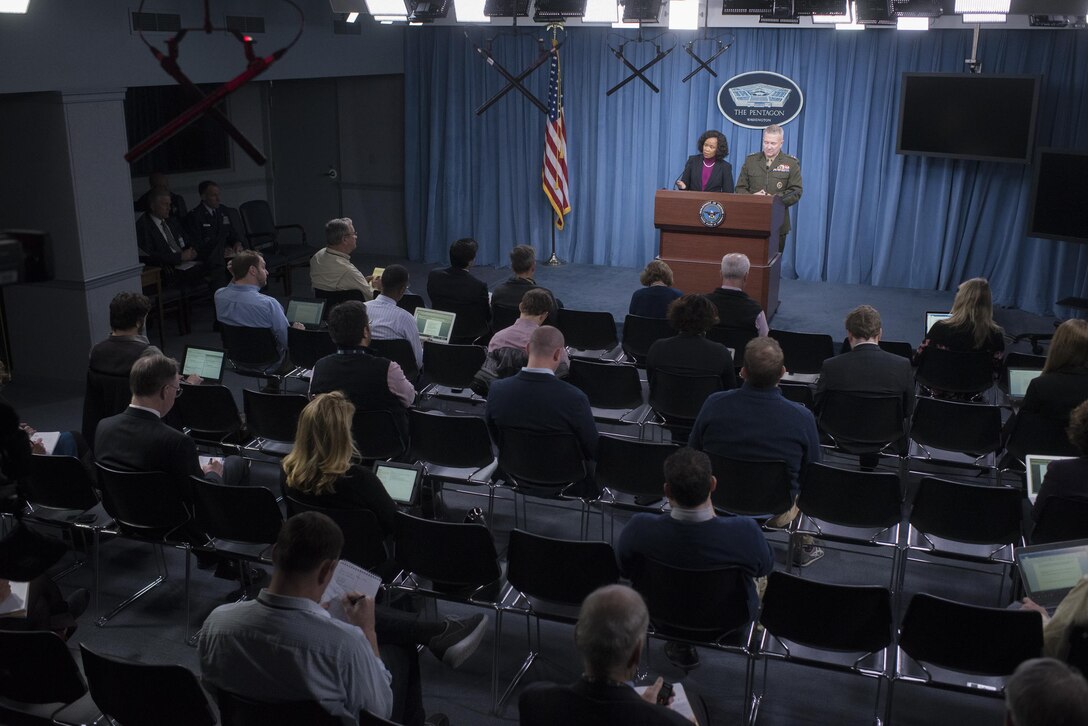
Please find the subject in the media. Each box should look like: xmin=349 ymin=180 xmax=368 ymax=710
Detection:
xmin=675 ymin=129 xmax=734 ymax=193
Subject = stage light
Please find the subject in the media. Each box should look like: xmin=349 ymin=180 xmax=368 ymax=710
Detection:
xmin=454 ymin=0 xmax=492 ymax=20
xmin=0 ymin=0 xmax=30 ymax=12
xmin=955 ymin=0 xmax=1009 ymax=10
xmin=896 ymin=15 xmax=929 ymax=28
xmin=365 ymin=0 xmax=408 ymax=19
xmin=668 ymin=0 xmax=700 ymax=28
xmin=346 ymin=11 xmax=360 ymax=20
xmin=835 ymin=0 xmax=863 ymax=27
xmin=583 ymin=0 xmax=619 ymax=22
xmin=962 ymin=11 xmax=1006 ymax=19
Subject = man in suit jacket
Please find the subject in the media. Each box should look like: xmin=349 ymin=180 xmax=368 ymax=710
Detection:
xmin=135 ymin=187 xmax=200 ymax=270
xmin=519 ymin=584 xmax=699 ymax=726
xmin=426 ymin=237 xmax=490 ymax=339
xmin=486 ymin=325 xmax=598 ymax=470
xmin=184 ymin=180 xmax=244 ymax=285
xmin=133 ymin=171 xmax=187 ymax=220
xmin=815 ymin=305 xmax=915 ymax=463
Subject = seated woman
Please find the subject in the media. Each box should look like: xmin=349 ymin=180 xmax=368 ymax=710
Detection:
xmin=628 ymin=260 xmax=682 ymax=319
xmin=1031 ymin=400 xmax=1088 ymax=522
xmin=1020 ymin=319 xmax=1088 ymax=426
xmin=646 ymin=294 xmax=736 ymax=390
xmin=281 ymin=391 xmax=396 ymax=538
xmin=914 ymin=277 xmax=1005 ymax=395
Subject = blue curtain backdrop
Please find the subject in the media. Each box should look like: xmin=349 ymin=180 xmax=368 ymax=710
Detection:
xmin=404 ymin=27 xmax=1088 ymax=315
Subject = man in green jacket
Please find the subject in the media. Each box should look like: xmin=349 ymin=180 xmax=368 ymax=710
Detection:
xmin=735 ymin=124 xmax=802 ymax=252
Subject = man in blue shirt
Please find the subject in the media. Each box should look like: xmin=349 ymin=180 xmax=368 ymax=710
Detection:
xmin=214 ymin=250 xmax=302 ymax=372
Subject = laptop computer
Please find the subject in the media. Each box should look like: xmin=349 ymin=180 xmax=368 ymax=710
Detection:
xmin=1025 ymin=454 xmax=1076 ymax=504
xmin=924 ymin=311 xmax=951 ymax=337
xmin=1007 ymin=367 xmax=1043 ymax=402
xmin=372 ymin=461 xmax=423 ymax=507
xmin=1016 ymin=538 xmax=1088 ymax=613
xmin=285 ymin=298 xmax=326 ymax=329
xmin=180 ymin=345 xmax=226 ymax=384
xmin=414 ymin=306 xmax=456 ymax=345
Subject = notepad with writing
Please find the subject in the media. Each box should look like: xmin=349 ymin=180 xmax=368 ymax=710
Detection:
xmin=0 ymin=580 xmax=30 ymax=618
xmin=321 ymin=560 xmax=382 ymax=623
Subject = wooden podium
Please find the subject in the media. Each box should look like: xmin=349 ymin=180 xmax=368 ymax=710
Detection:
xmin=653 ymin=190 xmax=784 ymax=321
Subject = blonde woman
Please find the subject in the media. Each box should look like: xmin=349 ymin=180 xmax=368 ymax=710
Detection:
xmin=915 ymin=277 xmax=1006 ymax=370
xmin=282 ymin=391 xmax=396 ymax=537
xmin=629 ymin=260 xmax=682 ymax=318
xmin=1020 ymin=319 xmax=1088 ymax=425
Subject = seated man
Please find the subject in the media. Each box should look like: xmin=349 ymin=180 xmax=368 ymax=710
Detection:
xmin=310 ymin=217 xmax=376 ymax=300
xmin=690 ymin=337 xmax=823 ymax=568
xmin=490 ymin=244 xmax=560 ymax=323
xmin=487 ymin=288 xmax=569 ymax=377
xmin=215 ymin=250 xmax=302 ymax=375
xmin=366 ymin=265 xmax=423 ymax=370
xmin=815 ymin=305 xmax=914 ymax=466
xmin=519 ymin=584 xmax=701 ymax=726
xmin=198 ymin=512 xmax=396 ymax=722
xmin=426 ymin=237 xmax=490 ymax=339
xmin=1004 ymin=658 xmax=1088 ymax=726
xmin=135 ymin=187 xmax=200 ymax=273
xmin=133 ymin=171 xmax=187 ymax=219
xmin=647 ymin=294 xmax=735 ymax=390
xmin=310 ymin=301 xmax=414 ymax=444
xmin=616 ymin=447 xmax=773 ymax=670
xmin=705 ymin=253 xmax=768 ymax=341
xmin=183 ymin=180 xmax=245 ymax=267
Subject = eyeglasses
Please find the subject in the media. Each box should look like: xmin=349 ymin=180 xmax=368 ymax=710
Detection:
xmin=162 ymin=383 xmax=183 ymax=397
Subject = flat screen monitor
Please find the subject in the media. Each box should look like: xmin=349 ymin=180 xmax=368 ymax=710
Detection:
xmin=1027 ymin=148 xmax=1088 ymax=243
xmin=896 ymin=73 xmax=1040 ymax=164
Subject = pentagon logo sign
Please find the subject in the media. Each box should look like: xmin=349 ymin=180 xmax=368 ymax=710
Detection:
xmin=699 ymin=200 xmax=725 ymax=228
xmin=717 ymin=71 xmax=804 ymax=130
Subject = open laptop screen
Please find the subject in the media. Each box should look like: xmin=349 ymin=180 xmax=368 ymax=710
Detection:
xmin=1016 ymin=539 xmax=1088 ymax=609
xmin=414 ymin=307 xmax=456 ymax=344
xmin=286 ymin=298 xmax=326 ymax=327
xmin=924 ymin=311 xmax=951 ymax=337
xmin=372 ymin=461 xmax=422 ymax=507
xmin=1007 ymin=367 xmax=1043 ymax=400
xmin=1025 ymin=454 xmax=1076 ymax=504
xmin=181 ymin=345 xmax=226 ymax=384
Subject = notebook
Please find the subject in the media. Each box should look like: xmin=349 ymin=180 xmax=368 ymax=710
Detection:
xmin=1025 ymin=454 xmax=1076 ymax=504
xmin=1016 ymin=538 xmax=1088 ymax=612
xmin=924 ymin=311 xmax=951 ymax=337
xmin=414 ymin=306 xmax=456 ymax=345
xmin=181 ymin=345 xmax=226 ymax=384
xmin=1007 ymin=367 xmax=1043 ymax=402
xmin=372 ymin=461 xmax=423 ymax=507
xmin=285 ymin=298 xmax=326 ymax=328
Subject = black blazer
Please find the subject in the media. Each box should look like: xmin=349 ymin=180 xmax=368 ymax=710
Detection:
xmin=135 ymin=213 xmax=192 ymax=267
xmin=427 ymin=266 xmax=490 ymax=321
xmin=677 ymin=155 xmax=734 ymax=193
xmin=815 ymin=343 xmax=916 ymax=419
xmin=1031 ymin=456 xmax=1088 ymax=521
xmin=94 ymin=407 xmax=215 ymax=489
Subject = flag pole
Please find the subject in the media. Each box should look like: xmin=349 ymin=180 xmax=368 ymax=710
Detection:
xmin=547 ymin=210 xmax=563 ymax=266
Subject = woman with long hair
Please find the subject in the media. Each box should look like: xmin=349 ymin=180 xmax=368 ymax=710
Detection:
xmin=1020 ymin=319 xmax=1088 ymax=424
xmin=281 ymin=391 xmax=396 ymax=537
xmin=915 ymin=277 xmax=1006 ymax=369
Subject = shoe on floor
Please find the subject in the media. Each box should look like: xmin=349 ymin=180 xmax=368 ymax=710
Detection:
xmin=428 ymin=614 xmax=488 ymax=669
xmin=793 ymin=545 xmax=825 ymax=568
xmin=65 ymin=588 xmax=90 ymax=620
xmin=424 ymin=713 xmax=450 ymax=726
xmin=663 ymin=641 xmax=700 ymax=670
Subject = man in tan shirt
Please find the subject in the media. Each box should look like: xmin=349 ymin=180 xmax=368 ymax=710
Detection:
xmin=309 ymin=217 xmax=379 ymax=299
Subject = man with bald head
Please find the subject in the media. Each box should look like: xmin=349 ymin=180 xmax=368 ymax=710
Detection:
xmin=485 ymin=325 xmax=598 ymax=466
xmin=519 ymin=585 xmax=697 ymax=726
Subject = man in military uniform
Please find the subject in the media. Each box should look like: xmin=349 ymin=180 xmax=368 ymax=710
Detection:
xmin=735 ymin=124 xmax=802 ymax=252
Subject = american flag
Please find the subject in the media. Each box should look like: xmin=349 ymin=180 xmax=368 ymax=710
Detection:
xmin=542 ymin=39 xmax=570 ymax=230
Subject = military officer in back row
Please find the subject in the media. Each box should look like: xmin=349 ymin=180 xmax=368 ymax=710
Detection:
xmin=734 ymin=124 xmax=802 ymax=252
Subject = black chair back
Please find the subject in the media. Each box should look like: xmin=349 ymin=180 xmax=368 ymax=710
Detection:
xmin=367 ymin=338 xmax=419 ymax=381
xmin=708 ymin=456 xmax=794 ymax=518
xmin=288 ymin=327 xmax=336 ymax=370
xmin=910 ymin=476 xmax=1022 ymax=546
xmin=567 ymin=359 xmax=644 ymax=410
xmin=238 ymin=199 xmax=278 ymax=249
xmin=422 ymin=341 xmax=486 ymax=388
xmin=191 ymin=479 xmax=283 ymax=545
xmin=915 ymin=348 xmax=994 ymax=395
xmin=507 ymin=528 xmax=620 ymax=606
xmin=1004 ymin=410 xmax=1079 ymax=464
xmin=243 ymin=389 xmax=308 ymax=443
xmin=799 ymin=463 xmax=902 ymax=531
xmin=398 ymin=293 xmax=425 ymax=316
xmin=80 ymin=644 xmax=216 ymax=726
xmin=633 ymin=558 xmax=752 ymax=641
xmin=220 ymin=323 xmax=281 ymax=373
xmin=176 ymin=383 xmax=245 ymax=445
xmin=594 ymin=434 xmax=677 ymax=500
xmin=95 ymin=465 xmax=191 ymax=537
xmin=314 ymin=288 xmax=367 ymax=319
xmin=0 ymin=630 xmax=87 ymax=705
xmin=497 ymin=428 xmax=587 ymax=490
xmin=353 ymin=409 xmax=407 ymax=462
xmin=778 ymin=382 xmax=815 ymax=410
xmin=394 ymin=511 xmax=501 ymax=590
xmin=769 ymin=329 xmax=835 ymax=374
xmin=217 ymin=690 xmax=353 ymax=726
xmin=648 ymin=370 xmax=721 ymax=423
xmin=408 ymin=409 xmax=495 ymax=469
xmin=897 ymin=593 xmax=1042 ymax=677
xmin=910 ymin=397 xmax=1003 ymax=458
xmin=82 ymin=369 xmax=133 ymax=446
xmin=491 ymin=304 xmax=520 ymax=333
xmin=27 ymin=454 xmax=99 ymax=510
xmin=557 ymin=309 xmax=619 ymax=351
xmin=433 ymin=300 xmax=490 ymax=343
xmin=760 ymin=571 xmax=893 ymax=653
xmin=286 ymin=496 xmax=387 ymax=570
xmin=1030 ymin=496 xmax=1088 ymax=545
xmin=818 ymin=392 xmax=904 ymax=451
xmin=706 ymin=326 xmax=757 ymax=358
xmin=621 ymin=314 xmax=674 ymax=365
xmin=1068 ymin=625 xmax=1088 ymax=675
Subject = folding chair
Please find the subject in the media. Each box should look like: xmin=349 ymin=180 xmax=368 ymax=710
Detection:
xmin=556 ymin=308 xmax=620 ymax=360
xmin=285 ymin=496 xmax=388 ymax=571
xmin=594 ymin=434 xmax=678 ymax=541
xmin=220 ymin=323 xmax=285 ymax=389
xmin=818 ymin=392 xmax=907 ymax=462
xmin=239 ymin=199 xmax=310 ymax=295
xmin=0 ymin=630 xmax=97 ymax=724
xmin=368 ymin=337 xmax=420 ymax=381
xmin=915 ymin=347 xmax=995 ymax=399
xmin=353 ymin=409 xmax=407 ymax=463
xmin=421 ymin=341 xmax=486 ymax=399
xmin=287 ymin=326 xmax=336 ymax=376
xmin=217 ymin=690 xmax=354 ymax=726
xmin=908 ymin=397 xmax=1005 ymax=476
xmin=242 ymin=389 xmax=308 ymax=457
xmin=567 ymin=359 xmax=648 ymax=426
xmin=769 ymin=329 xmax=835 ymax=375
xmin=22 ymin=454 xmax=106 ymax=580
xmin=407 ymin=409 xmax=498 ymax=522
xmin=647 ymin=370 xmax=721 ymax=441
xmin=175 ymin=383 xmax=246 ymax=452
xmin=621 ymin=314 xmax=674 ymax=366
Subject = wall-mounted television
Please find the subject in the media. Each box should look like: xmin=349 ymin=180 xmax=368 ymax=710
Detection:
xmin=1028 ymin=148 xmax=1088 ymax=243
xmin=896 ymin=73 xmax=1040 ymax=164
